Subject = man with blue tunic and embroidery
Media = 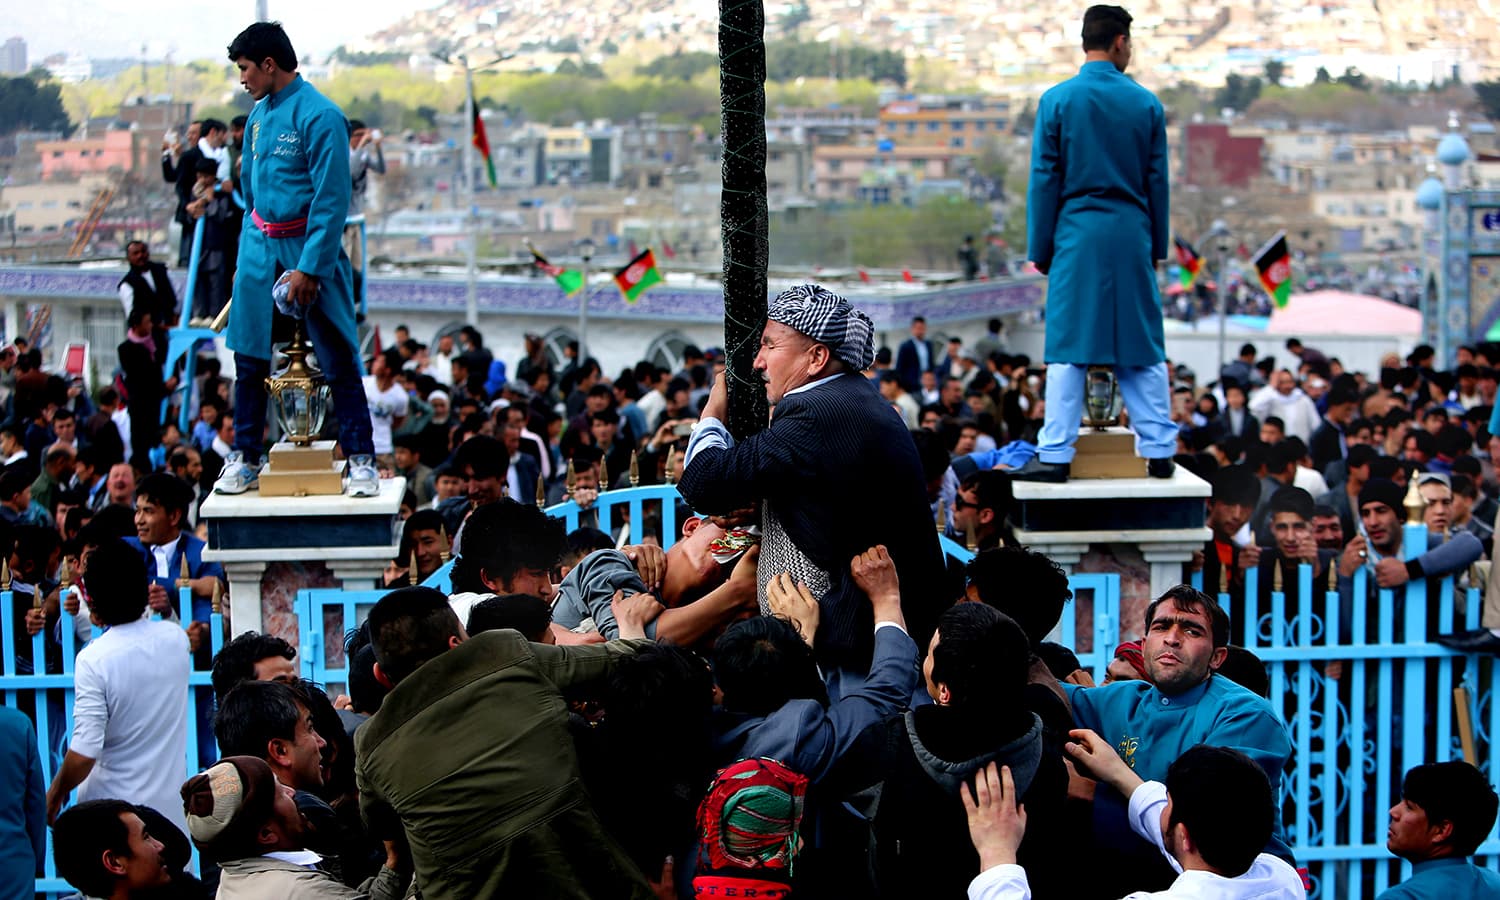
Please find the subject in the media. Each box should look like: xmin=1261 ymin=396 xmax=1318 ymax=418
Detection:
xmin=1378 ymin=760 xmax=1500 ymax=899
xmin=1064 ymin=585 xmax=1294 ymax=895
xmin=215 ymin=22 xmax=378 ymax=497
xmin=1013 ymin=5 xmax=1176 ymax=483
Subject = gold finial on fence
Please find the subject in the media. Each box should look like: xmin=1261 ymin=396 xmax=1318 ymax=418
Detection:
xmin=439 ymin=526 xmax=452 ymax=564
xmin=629 ymin=450 xmax=640 ymax=488
xmin=1 ymin=557 xmax=11 ymax=593
xmin=211 ymin=578 xmax=223 ymax=615
xmin=536 ymin=473 xmax=547 ymax=510
xmin=565 ymin=459 xmax=577 ymax=498
xmin=663 ymin=449 xmax=676 ymax=485
xmin=599 ymin=458 xmax=609 ymax=492
xmin=408 ymin=549 xmax=419 ymax=585
xmin=935 ymin=498 xmax=946 ymax=534
xmin=177 ymin=553 xmax=191 ymax=590
xmin=965 ymin=521 xmax=978 ymax=552
xmin=1403 ymin=475 xmax=1426 ymax=526
xmin=58 ymin=558 xmax=72 ymax=592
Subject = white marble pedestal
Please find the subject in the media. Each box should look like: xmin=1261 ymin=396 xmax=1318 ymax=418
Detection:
xmin=1013 ymin=467 xmax=1211 ymax=638
xmin=200 ymin=478 xmax=405 ymax=637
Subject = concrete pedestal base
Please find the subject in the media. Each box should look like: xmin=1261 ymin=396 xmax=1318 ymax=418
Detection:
xmin=1014 ymin=467 xmax=1210 ymax=642
xmin=200 ymin=477 xmax=405 ymax=638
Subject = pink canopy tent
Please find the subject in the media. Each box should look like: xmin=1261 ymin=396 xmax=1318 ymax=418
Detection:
xmin=1266 ymin=290 xmax=1421 ymax=336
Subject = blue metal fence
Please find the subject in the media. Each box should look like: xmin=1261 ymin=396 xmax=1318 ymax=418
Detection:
xmin=8 ymin=492 xmax=1500 ymax=898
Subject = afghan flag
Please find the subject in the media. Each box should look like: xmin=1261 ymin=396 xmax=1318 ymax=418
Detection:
xmin=1173 ymin=235 xmax=1204 ymax=288
xmin=472 ymin=107 xmax=497 ymax=188
xmin=530 ymin=247 xmax=584 ymax=296
xmin=1252 ymin=231 xmax=1292 ymax=308
xmin=614 ymin=248 xmax=663 ymax=304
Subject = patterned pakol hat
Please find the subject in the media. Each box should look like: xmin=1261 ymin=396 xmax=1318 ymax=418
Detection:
xmin=766 ymin=284 xmax=876 ymax=371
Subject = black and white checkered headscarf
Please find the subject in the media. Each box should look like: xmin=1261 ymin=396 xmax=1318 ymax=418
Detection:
xmin=766 ymin=284 xmax=876 ymax=371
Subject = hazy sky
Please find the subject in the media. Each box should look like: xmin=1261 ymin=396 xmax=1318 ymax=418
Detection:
xmin=9 ymin=1 xmax=442 ymax=62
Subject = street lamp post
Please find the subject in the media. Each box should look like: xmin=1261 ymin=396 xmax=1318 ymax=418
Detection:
xmin=578 ymin=238 xmax=595 ymax=363
xmin=1213 ymin=221 xmax=1233 ymax=379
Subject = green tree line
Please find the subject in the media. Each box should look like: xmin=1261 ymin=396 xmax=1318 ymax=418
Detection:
xmin=0 ymin=73 xmax=73 ymax=136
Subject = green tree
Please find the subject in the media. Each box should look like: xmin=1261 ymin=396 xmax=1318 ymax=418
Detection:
xmin=1476 ymin=82 xmax=1500 ymax=121
xmin=1264 ymin=59 xmax=1286 ymax=87
xmin=1213 ymin=74 xmax=1262 ymax=112
xmin=1336 ymin=66 xmax=1370 ymax=91
xmin=0 ymin=74 xmax=72 ymax=136
xmin=637 ymin=52 xmax=719 ymax=81
xmin=1314 ymin=66 xmax=1332 ymax=84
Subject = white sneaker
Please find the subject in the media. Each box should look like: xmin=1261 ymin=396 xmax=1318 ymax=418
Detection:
xmin=213 ymin=451 xmax=260 ymax=494
xmin=347 ymin=454 xmax=380 ymax=497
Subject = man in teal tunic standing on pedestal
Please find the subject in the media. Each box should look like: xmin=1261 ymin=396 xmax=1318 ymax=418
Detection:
xmin=215 ymin=22 xmax=379 ymax=497
xmin=1014 ymin=5 xmax=1177 ymax=483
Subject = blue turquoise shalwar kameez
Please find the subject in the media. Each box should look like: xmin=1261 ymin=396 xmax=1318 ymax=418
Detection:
xmin=1027 ymin=60 xmax=1176 ymax=464
xmin=1065 ymin=676 xmax=1296 ymax=879
xmin=232 ymin=75 xmax=372 ymax=462
xmin=1376 ymin=856 xmax=1500 ymax=899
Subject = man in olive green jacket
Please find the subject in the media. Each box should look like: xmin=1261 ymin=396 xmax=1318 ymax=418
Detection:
xmin=355 ymin=587 xmax=656 ymax=899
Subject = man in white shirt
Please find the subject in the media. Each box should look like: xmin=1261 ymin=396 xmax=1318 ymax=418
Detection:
xmin=46 ymin=538 xmax=190 ymax=836
xmin=962 ymin=735 xmax=1305 ymax=900
xmin=1251 ymin=370 xmax=1320 ymax=445
xmin=364 ymin=349 xmax=410 ymax=467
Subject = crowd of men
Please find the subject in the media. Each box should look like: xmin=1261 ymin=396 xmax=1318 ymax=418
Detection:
xmin=4 ymin=6 xmax=1499 ymax=897
xmin=0 ymin=293 xmax=1496 ymax=899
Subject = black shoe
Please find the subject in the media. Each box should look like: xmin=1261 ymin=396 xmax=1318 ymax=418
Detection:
xmin=1435 ymin=629 xmax=1500 ymax=656
xmin=1012 ymin=457 xmax=1070 ymax=483
xmin=1147 ymin=458 xmax=1176 ymax=479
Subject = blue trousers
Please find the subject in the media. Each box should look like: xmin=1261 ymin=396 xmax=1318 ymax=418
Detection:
xmin=1036 ymin=362 xmax=1177 ymax=464
xmin=233 ymin=310 xmax=373 ymax=464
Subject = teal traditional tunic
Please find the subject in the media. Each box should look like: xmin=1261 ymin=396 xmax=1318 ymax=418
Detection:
xmin=1027 ymin=60 xmax=1169 ymax=368
xmin=1376 ymin=856 xmax=1500 ymax=898
xmin=231 ymin=75 xmax=357 ymax=361
xmin=1066 ymin=675 xmax=1295 ymax=863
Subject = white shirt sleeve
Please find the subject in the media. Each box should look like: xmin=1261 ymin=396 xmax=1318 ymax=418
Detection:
xmin=69 ymin=653 xmax=107 ymax=759
xmin=684 ymin=416 xmax=732 ymax=468
xmin=119 ymin=283 xmax=135 ymax=318
xmin=967 ymin=864 xmax=1032 ymax=900
xmin=1126 ymin=780 xmax=1184 ymax=874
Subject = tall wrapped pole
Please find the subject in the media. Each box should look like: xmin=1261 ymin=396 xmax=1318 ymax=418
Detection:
xmin=719 ymin=0 xmax=770 ymax=439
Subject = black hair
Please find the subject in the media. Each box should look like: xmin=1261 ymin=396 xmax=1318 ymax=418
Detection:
xmin=451 ymin=433 xmax=509 ymax=482
xmin=1452 ymin=473 xmax=1478 ymax=501
xmin=590 ymin=408 xmax=620 ymax=427
xmin=1346 ymin=443 xmax=1379 ymax=471
xmin=1081 ymin=4 xmax=1132 ymax=51
xmin=1034 ymin=641 xmax=1082 ymax=680
xmin=1145 ymin=585 xmax=1230 ymax=650
xmin=564 ymin=526 xmax=614 ymax=566
xmin=466 ymin=593 xmax=552 ymax=641
xmin=1267 ymin=440 xmax=1302 ymax=474
xmin=965 ymin=545 xmax=1072 ymax=645
xmin=1406 ymin=429 xmax=1435 ymax=456
xmin=127 ymin=306 xmax=152 ymax=330
xmin=349 ymin=118 xmax=367 ymax=132
xmin=1164 ymin=746 xmax=1275 ymax=877
xmin=1437 ymin=424 xmax=1473 ymax=459
xmin=1210 ymin=465 xmax=1260 ymax=507
xmin=1400 ymin=761 xmax=1500 ymax=856
xmin=450 ymin=499 xmax=565 ymax=594
xmin=210 ymin=631 xmax=297 ymax=701
xmin=0 ymin=468 xmax=29 ymax=502
xmin=930 ymin=603 xmax=1030 ymax=713
xmin=366 ymin=586 xmax=464 ymax=685
xmin=1216 ymin=646 xmax=1269 ymax=697
xmin=1267 ymin=486 xmax=1314 ymax=522
xmin=52 ymin=799 xmax=137 ymax=897
xmin=958 ymin=469 xmax=1014 ymax=518
xmin=82 ymin=538 xmax=148 ymax=626
xmin=347 ymin=644 xmax=386 ymax=715
xmin=1263 ymin=415 xmax=1285 ymax=433
xmin=213 ymin=679 xmax=304 ymax=759
xmin=713 ymin=616 xmax=828 ymax=717
xmin=227 ymin=21 xmax=298 ymax=71
xmin=135 ymin=472 xmax=192 ymax=524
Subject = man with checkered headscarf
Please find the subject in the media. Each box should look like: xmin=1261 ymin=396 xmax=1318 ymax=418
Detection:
xmin=679 ymin=284 xmax=945 ymax=685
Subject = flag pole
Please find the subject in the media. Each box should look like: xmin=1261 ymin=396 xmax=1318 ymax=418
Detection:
xmin=463 ymin=55 xmax=478 ymax=327
xmin=578 ymin=240 xmax=593 ymax=364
